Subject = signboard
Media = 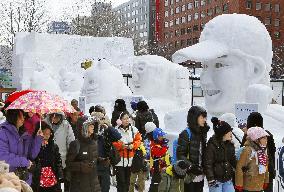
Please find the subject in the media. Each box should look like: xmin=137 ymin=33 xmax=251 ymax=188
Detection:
xmin=235 ymin=103 xmax=258 ymax=125
xmin=79 ymin=96 xmax=86 ymax=114
xmin=48 ymin=21 xmax=71 ymax=34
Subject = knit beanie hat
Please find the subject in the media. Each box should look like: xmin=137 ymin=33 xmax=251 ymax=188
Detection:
xmin=247 ymin=112 xmax=263 ymax=128
xmin=211 ymin=117 xmax=233 ymax=138
xmin=145 ymin=122 xmax=156 ymax=134
xmin=153 ymin=128 xmax=166 ymax=141
xmin=219 ymin=113 xmax=237 ymax=128
xmin=82 ymin=118 xmax=95 ymax=137
xmin=247 ymin=126 xmax=269 ymax=141
xmin=173 ymin=160 xmax=189 ymax=179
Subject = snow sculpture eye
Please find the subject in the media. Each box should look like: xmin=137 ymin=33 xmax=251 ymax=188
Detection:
xmin=215 ymin=62 xmax=225 ymax=68
xmin=202 ymin=64 xmax=208 ymax=69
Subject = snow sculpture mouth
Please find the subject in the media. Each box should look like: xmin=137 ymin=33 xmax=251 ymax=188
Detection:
xmin=206 ymin=90 xmax=221 ymax=96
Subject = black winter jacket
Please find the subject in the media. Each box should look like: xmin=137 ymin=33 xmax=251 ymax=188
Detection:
xmin=135 ymin=109 xmax=159 ymax=138
xmin=31 ymin=130 xmax=63 ymax=192
xmin=204 ymin=136 xmax=237 ymax=182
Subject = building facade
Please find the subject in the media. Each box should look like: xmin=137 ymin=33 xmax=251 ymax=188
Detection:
xmin=157 ymin=0 xmax=284 ymax=60
xmin=113 ymin=0 xmax=156 ymax=54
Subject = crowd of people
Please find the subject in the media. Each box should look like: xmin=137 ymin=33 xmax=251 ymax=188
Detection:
xmin=0 ymin=97 xmax=278 ymax=192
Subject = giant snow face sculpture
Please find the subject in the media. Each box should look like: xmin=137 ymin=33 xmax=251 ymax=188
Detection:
xmin=132 ymin=55 xmax=190 ymax=107
xmin=173 ymin=14 xmax=273 ymax=114
xmin=81 ymin=58 xmax=132 ymax=104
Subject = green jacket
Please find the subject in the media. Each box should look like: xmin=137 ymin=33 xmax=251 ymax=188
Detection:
xmin=158 ymin=166 xmax=184 ymax=192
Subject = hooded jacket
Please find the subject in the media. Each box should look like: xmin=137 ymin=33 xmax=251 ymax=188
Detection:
xmin=0 ymin=121 xmax=43 ymax=184
xmin=135 ymin=109 xmax=159 ymax=138
xmin=235 ymin=139 xmax=269 ymax=191
xmin=45 ymin=112 xmax=75 ymax=168
xmin=176 ymin=106 xmax=209 ymax=168
xmin=66 ymin=120 xmax=100 ymax=192
xmin=32 ymin=126 xmax=63 ymax=191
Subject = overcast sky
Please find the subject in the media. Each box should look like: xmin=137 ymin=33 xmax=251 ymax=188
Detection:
xmin=48 ymin=0 xmax=129 ymax=20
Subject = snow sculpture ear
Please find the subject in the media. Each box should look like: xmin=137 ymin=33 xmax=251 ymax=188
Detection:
xmin=247 ymin=57 xmax=266 ymax=84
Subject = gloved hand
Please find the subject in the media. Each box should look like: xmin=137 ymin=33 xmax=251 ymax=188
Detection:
xmin=263 ymin=183 xmax=269 ymax=190
xmin=208 ymin=180 xmax=218 ymax=188
xmin=188 ymin=165 xmax=203 ymax=175
xmin=235 ymin=186 xmax=243 ymax=192
xmin=80 ymin=162 xmax=94 ymax=174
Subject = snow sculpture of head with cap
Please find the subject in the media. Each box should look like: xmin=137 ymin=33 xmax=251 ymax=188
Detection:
xmin=172 ymin=14 xmax=273 ymax=114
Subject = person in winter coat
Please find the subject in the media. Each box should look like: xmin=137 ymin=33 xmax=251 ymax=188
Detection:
xmin=67 ymin=111 xmax=81 ymax=140
xmin=219 ymin=113 xmax=244 ymax=149
xmin=240 ymin=112 xmax=276 ymax=192
xmin=71 ymin=99 xmax=80 ymax=112
xmin=45 ymin=112 xmax=75 ymax=169
xmin=0 ymin=161 xmax=33 ymax=192
xmin=149 ymin=128 xmax=171 ymax=192
xmin=129 ymin=143 xmax=147 ymax=192
xmin=176 ymin=106 xmax=209 ymax=192
xmin=111 ymin=99 xmax=128 ymax=127
xmin=31 ymin=121 xmax=63 ymax=192
xmin=113 ymin=112 xmax=142 ymax=192
xmin=135 ymin=101 xmax=159 ymax=139
xmin=66 ymin=118 xmax=101 ymax=192
xmin=235 ymin=126 xmax=270 ymax=192
xmin=24 ymin=113 xmax=40 ymax=136
xmin=0 ymin=109 xmax=43 ymax=185
xmin=204 ymin=118 xmax=237 ymax=192
xmin=0 ymin=111 xmax=6 ymax=124
xmin=158 ymin=160 xmax=190 ymax=192
xmin=96 ymin=110 xmax=122 ymax=192
xmin=45 ymin=112 xmax=75 ymax=192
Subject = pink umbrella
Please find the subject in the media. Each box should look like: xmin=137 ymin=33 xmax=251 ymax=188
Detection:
xmin=6 ymin=91 xmax=75 ymax=115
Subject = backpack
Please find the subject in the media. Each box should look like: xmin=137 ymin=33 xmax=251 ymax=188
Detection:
xmin=172 ymin=128 xmax=191 ymax=165
xmin=110 ymin=144 xmax=121 ymax=166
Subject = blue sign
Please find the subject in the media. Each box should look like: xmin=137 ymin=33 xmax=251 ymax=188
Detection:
xmin=49 ymin=22 xmax=71 ymax=34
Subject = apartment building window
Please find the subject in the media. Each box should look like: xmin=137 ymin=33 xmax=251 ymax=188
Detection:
xmin=201 ymin=11 xmax=206 ymax=18
xmin=128 ymin=13 xmax=131 ymax=17
xmin=194 ymin=0 xmax=199 ymax=8
xmin=207 ymin=0 xmax=212 ymax=4
xmin=201 ymin=0 xmax=206 ymax=6
xmin=188 ymin=14 xmax=192 ymax=22
xmin=181 ymin=28 xmax=186 ymax=35
xmin=175 ymin=29 xmax=180 ymax=36
xmin=165 ymin=0 xmax=169 ymax=6
xmin=170 ymin=20 xmax=174 ymax=26
xmin=275 ymin=4 xmax=280 ymax=12
xmin=176 ymin=7 xmax=180 ymax=13
xmin=208 ymin=9 xmax=213 ymax=16
xmin=144 ymin=32 xmax=147 ymax=37
xmin=135 ymin=18 xmax=138 ymax=23
xmin=187 ymin=39 xmax=192 ymax=46
xmin=139 ymin=33 xmax=143 ymax=38
xmin=181 ymin=16 xmax=186 ymax=23
xmin=171 ymin=0 xmax=174 ymax=5
xmin=140 ymin=24 xmax=144 ymax=29
xmin=164 ymin=32 xmax=169 ymax=38
xmin=176 ymin=0 xmax=180 ymax=2
xmin=265 ymin=17 xmax=271 ymax=25
xmin=264 ymin=3 xmax=271 ymax=11
xmin=193 ymin=25 xmax=199 ymax=31
xmin=194 ymin=12 xmax=199 ymax=20
xmin=181 ymin=40 xmax=185 ymax=47
xmin=170 ymin=31 xmax=174 ymax=38
xmin=256 ymin=2 xmax=261 ymax=10
xmin=223 ymin=3 xmax=228 ymax=13
xmin=165 ymin=22 xmax=169 ymax=28
xmin=182 ymin=4 xmax=186 ymax=12
xmin=274 ymin=32 xmax=280 ymax=39
xmin=175 ymin=18 xmax=180 ymax=25
xmin=275 ymin=19 xmax=280 ymax=27
xmin=171 ymin=8 xmax=174 ymax=15
xmin=188 ymin=2 xmax=193 ymax=10
xmin=175 ymin=41 xmax=180 ymax=48
xmin=193 ymin=38 xmax=199 ymax=44
xmin=216 ymin=6 xmax=222 ymax=14
xmin=246 ymin=0 xmax=252 ymax=9
xmin=165 ymin=11 xmax=169 ymax=17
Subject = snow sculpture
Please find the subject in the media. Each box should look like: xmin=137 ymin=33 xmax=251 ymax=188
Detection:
xmin=81 ymin=58 xmax=132 ymax=104
xmin=132 ymin=55 xmax=190 ymax=107
xmin=172 ymin=14 xmax=273 ymax=114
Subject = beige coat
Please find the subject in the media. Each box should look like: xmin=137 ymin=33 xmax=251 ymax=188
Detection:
xmin=235 ymin=140 xmax=269 ymax=191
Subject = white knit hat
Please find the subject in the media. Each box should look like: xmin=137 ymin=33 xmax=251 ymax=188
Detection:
xmin=145 ymin=122 xmax=156 ymax=133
